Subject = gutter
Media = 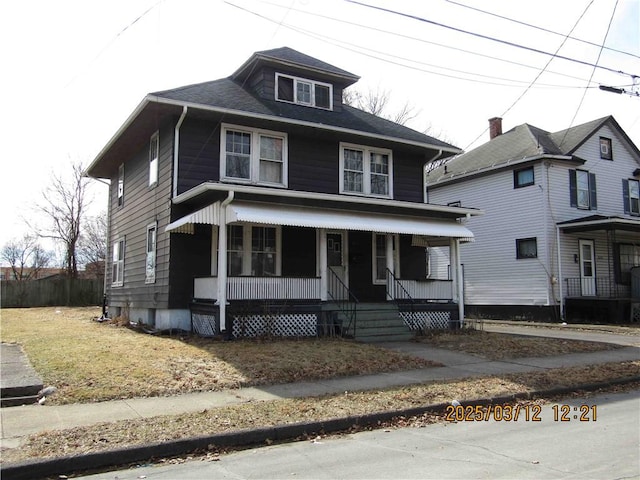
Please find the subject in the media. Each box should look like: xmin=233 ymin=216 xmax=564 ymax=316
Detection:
xmin=146 ymin=95 xmax=462 ymax=155
xmin=172 ymin=106 xmax=188 ymax=199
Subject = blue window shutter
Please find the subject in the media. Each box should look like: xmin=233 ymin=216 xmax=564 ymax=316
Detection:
xmin=622 ymin=179 xmax=630 ymax=214
xmin=569 ymin=170 xmax=577 ymax=207
xmin=589 ymin=173 xmax=597 ymax=210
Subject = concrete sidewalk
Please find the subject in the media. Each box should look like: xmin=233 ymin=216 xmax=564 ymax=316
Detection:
xmin=2 ymin=325 xmax=638 ymax=451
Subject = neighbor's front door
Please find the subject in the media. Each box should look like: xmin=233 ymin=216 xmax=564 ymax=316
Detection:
xmin=579 ymin=239 xmax=596 ymax=296
xmin=327 ymin=231 xmax=348 ymax=300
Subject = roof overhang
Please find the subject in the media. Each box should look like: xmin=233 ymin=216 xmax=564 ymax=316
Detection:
xmin=557 ymin=216 xmax=640 ymax=233
xmin=166 ymin=201 xmax=474 ymax=246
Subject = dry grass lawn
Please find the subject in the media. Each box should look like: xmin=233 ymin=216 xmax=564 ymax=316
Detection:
xmin=3 ymin=361 xmax=638 ymax=464
xmin=0 ymin=307 xmax=438 ymax=404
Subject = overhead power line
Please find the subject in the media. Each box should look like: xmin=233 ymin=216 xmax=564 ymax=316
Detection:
xmin=345 ymin=0 xmax=638 ymax=79
xmin=445 ymin=0 xmax=640 ymax=60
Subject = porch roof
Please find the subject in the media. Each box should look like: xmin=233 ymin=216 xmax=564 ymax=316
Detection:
xmin=557 ymin=215 xmax=640 ymax=233
xmin=166 ymin=201 xmax=474 ymax=245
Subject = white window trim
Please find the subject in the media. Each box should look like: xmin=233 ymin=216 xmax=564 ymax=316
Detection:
xmin=628 ymin=179 xmax=640 ymax=215
xmin=227 ymin=224 xmax=282 ymax=276
xmin=220 ymin=124 xmax=288 ymax=188
xmin=145 ymin=223 xmax=157 ymax=284
xmin=340 ymin=142 xmax=393 ymax=199
xmin=112 ymin=238 xmax=125 ymax=287
xmin=275 ymin=73 xmax=333 ymax=110
xmin=117 ymin=164 xmax=124 ymax=206
xmin=372 ymin=233 xmax=400 ymax=285
xmin=149 ymin=131 xmax=159 ymax=187
xmin=576 ymin=169 xmax=590 ymax=209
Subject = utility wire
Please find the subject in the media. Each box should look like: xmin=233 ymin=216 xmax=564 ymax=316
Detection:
xmin=249 ymin=0 xmax=604 ymax=86
xmin=345 ymin=0 xmax=637 ymax=78
xmin=226 ymin=1 xmax=602 ymax=90
xmin=462 ymin=0 xmax=596 ymax=150
xmin=559 ymin=0 xmax=620 ymax=149
xmin=445 ymin=0 xmax=640 ymax=60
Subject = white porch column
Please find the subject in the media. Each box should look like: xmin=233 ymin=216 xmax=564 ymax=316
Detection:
xmin=216 ymin=192 xmax=234 ymax=332
xmin=450 ymin=238 xmax=464 ymax=326
xmin=210 ymin=226 xmax=218 ymax=276
xmin=319 ymin=228 xmax=328 ymax=301
xmin=386 ymin=234 xmax=394 ymax=300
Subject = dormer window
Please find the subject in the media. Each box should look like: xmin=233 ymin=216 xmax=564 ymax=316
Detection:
xmin=276 ymin=73 xmax=332 ymax=110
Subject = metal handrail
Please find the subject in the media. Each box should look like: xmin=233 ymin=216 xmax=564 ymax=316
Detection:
xmin=386 ymin=268 xmax=419 ymax=330
xmin=327 ymin=267 xmax=358 ymax=337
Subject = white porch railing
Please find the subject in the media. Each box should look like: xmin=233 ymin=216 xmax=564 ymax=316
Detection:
xmin=194 ymin=276 xmax=321 ymax=301
xmin=395 ymin=279 xmax=453 ymax=301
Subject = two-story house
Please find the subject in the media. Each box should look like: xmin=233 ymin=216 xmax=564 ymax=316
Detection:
xmin=86 ymin=47 xmax=481 ymax=340
xmin=426 ymin=116 xmax=640 ymax=323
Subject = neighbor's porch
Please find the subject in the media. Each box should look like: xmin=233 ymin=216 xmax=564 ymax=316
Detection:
xmin=557 ymin=216 xmax=640 ymax=323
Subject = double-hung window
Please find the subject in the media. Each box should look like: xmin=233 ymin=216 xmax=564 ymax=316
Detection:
xmin=145 ymin=224 xmax=157 ymax=284
xmin=623 ymin=179 xmax=640 ymax=216
xmin=149 ymin=132 xmax=159 ymax=187
xmin=340 ymin=143 xmax=393 ymax=198
xmin=569 ymin=169 xmax=597 ymax=210
xmin=227 ymin=225 xmax=281 ymax=276
xmin=221 ymin=125 xmax=287 ymax=187
xmin=112 ymin=238 xmax=125 ymax=286
xmin=275 ymin=73 xmax=332 ymax=110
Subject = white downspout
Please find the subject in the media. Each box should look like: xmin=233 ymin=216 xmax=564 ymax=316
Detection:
xmin=556 ymin=225 xmax=564 ymax=320
xmin=172 ymin=106 xmax=188 ymax=199
xmin=424 ymin=149 xmax=443 ymax=203
xmin=216 ymin=191 xmax=234 ymax=333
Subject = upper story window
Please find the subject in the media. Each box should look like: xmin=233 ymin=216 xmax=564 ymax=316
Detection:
xmin=149 ymin=132 xmax=159 ymax=187
xmin=623 ymin=178 xmax=640 ymax=216
xmin=514 ymin=166 xmax=534 ymax=188
xmin=276 ymin=73 xmax=332 ymax=110
xmin=340 ymin=143 xmax=393 ymax=198
xmin=221 ymin=124 xmax=288 ymax=187
xmin=569 ymin=169 xmax=597 ymax=210
xmin=117 ymin=164 xmax=124 ymax=207
xmin=599 ymin=137 xmax=612 ymax=160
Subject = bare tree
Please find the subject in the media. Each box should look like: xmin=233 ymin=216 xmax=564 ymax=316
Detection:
xmin=36 ymin=161 xmax=90 ymax=278
xmin=78 ymin=212 xmax=107 ymax=277
xmin=1 ymin=235 xmax=52 ymax=306
xmin=343 ymin=86 xmax=420 ymax=126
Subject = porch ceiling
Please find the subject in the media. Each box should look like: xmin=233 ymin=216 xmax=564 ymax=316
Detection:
xmin=166 ymin=201 xmax=474 ymax=245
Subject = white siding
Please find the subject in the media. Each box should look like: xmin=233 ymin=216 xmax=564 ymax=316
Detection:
xmin=428 ymin=122 xmax=640 ymax=309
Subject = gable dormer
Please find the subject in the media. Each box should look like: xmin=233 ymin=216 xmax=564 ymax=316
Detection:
xmin=231 ymin=47 xmax=359 ymax=112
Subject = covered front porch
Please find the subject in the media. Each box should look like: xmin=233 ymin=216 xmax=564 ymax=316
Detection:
xmin=557 ymin=216 xmax=640 ymax=323
xmin=167 ymin=196 xmax=474 ymax=338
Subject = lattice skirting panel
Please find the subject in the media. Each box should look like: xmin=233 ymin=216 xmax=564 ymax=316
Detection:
xmin=232 ymin=313 xmax=318 ymax=337
xmin=400 ymin=310 xmax=451 ymax=330
xmin=631 ymin=303 xmax=640 ymax=323
xmin=191 ymin=312 xmax=218 ymax=337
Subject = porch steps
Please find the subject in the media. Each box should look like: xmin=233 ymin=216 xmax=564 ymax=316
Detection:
xmin=329 ymin=303 xmax=413 ymax=343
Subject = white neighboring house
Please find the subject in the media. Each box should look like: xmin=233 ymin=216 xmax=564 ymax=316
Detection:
xmin=426 ymin=116 xmax=640 ymax=323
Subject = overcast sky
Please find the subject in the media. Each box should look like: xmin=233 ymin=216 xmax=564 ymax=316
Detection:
xmin=1 ymin=0 xmax=638 ymax=261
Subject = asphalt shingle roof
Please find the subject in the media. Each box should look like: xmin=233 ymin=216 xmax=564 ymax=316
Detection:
xmin=427 ymin=116 xmax=615 ymax=184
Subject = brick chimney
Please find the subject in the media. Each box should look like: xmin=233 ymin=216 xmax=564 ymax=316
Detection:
xmin=488 ymin=117 xmax=503 ymax=139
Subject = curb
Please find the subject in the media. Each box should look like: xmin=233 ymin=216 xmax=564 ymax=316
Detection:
xmin=2 ymin=376 xmax=639 ymax=480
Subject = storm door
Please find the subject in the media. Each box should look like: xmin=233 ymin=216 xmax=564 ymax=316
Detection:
xmin=579 ymin=239 xmax=596 ymax=296
xmin=327 ymin=231 xmax=348 ymax=300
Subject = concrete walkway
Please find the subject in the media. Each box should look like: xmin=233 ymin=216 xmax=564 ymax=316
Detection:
xmin=1 ymin=325 xmax=638 ymax=452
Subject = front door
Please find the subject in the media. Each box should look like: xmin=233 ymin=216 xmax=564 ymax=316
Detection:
xmin=579 ymin=239 xmax=596 ymax=296
xmin=327 ymin=231 xmax=348 ymax=300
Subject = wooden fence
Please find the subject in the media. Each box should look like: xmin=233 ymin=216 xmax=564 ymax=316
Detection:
xmin=1 ymin=278 xmax=104 ymax=307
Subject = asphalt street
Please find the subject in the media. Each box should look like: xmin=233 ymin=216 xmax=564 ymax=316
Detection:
xmin=77 ymin=388 xmax=640 ymax=480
